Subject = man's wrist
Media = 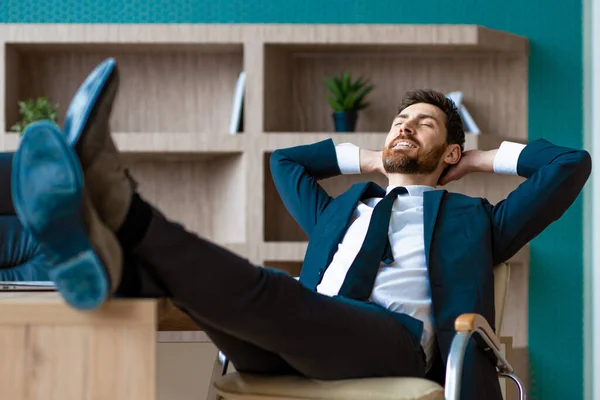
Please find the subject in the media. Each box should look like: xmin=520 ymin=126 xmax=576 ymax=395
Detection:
xmin=472 ymin=150 xmax=498 ymax=173
xmin=359 ymin=148 xmax=382 ymax=174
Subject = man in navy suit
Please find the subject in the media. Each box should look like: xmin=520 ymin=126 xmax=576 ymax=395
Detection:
xmin=2 ymin=59 xmax=592 ymax=399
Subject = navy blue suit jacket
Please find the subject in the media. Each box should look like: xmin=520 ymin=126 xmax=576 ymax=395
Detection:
xmin=270 ymin=138 xmax=591 ymax=375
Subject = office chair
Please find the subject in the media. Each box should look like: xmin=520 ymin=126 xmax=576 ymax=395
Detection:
xmin=208 ymin=263 xmax=526 ymax=400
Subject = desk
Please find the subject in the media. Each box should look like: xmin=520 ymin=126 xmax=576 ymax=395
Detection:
xmin=0 ymin=293 xmax=521 ymax=400
xmin=0 ymin=291 xmax=158 ymax=400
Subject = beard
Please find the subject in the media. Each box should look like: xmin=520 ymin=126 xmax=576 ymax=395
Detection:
xmin=383 ymin=140 xmax=447 ymax=174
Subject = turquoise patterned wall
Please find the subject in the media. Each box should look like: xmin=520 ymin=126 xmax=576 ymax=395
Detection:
xmin=1 ymin=1 xmax=586 ymax=399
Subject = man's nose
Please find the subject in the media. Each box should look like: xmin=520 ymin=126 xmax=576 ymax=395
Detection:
xmin=400 ymin=123 xmax=414 ymax=135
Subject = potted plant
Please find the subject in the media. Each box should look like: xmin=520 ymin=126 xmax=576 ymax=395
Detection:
xmin=10 ymin=97 xmax=60 ymax=135
xmin=322 ymin=72 xmax=374 ymax=132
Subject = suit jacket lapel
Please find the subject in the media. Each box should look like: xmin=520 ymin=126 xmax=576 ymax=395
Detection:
xmin=316 ymin=181 xmax=384 ymax=271
xmin=423 ymin=189 xmax=445 ymax=269
xmin=360 ymin=181 xmax=386 ymax=200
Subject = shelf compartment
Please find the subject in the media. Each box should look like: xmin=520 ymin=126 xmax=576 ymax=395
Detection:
xmin=263 ymin=43 xmax=527 ymax=139
xmin=126 ymin=151 xmax=245 ymax=244
xmin=4 ymin=43 xmax=244 ymax=134
xmin=260 ymin=242 xmax=308 ymax=262
xmin=263 ymin=261 xmax=303 ymax=278
xmin=264 ymin=151 xmax=387 ymax=242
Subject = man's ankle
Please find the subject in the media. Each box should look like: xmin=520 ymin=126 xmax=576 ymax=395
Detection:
xmin=116 ymin=193 xmax=153 ymax=250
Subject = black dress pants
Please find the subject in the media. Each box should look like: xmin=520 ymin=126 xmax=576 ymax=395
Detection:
xmin=0 ymin=153 xmax=15 ymax=215
xmin=117 ymin=207 xmax=427 ymax=380
xmin=117 ymin=203 xmax=502 ymax=400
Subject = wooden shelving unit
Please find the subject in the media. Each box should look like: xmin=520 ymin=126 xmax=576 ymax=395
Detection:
xmin=0 ymin=24 xmax=530 ymax=347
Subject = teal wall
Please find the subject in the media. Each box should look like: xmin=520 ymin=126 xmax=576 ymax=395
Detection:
xmin=1 ymin=1 xmax=586 ymax=398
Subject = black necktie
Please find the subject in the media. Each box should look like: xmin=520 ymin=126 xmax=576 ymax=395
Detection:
xmin=338 ymin=186 xmax=408 ymax=300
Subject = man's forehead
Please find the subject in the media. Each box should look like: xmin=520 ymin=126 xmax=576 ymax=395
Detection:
xmin=395 ymin=104 xmax=444 ymax=121
xmin=398 ymin=103 xmax=441 ymax=115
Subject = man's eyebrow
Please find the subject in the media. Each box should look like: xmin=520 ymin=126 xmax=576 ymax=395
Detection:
xmin=395 ymin=113 xmax=440 ymax=123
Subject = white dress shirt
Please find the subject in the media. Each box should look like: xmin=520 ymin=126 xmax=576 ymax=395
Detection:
xmin=316 ymin=141 xmax=526 ymax=371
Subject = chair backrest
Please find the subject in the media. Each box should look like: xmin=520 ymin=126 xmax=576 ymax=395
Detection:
xmin=493 ymin=263 xmax=511 ymax=334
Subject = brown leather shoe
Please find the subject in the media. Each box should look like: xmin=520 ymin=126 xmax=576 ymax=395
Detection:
xmin=11 ymin=121 xmax=122 ymax=310
xmin=63 ymin=58 xmax=133 ymax=232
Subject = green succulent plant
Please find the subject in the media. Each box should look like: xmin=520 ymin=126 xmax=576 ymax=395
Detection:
xmin=322 ymin=72 xmax=374 ymax=113
xmin=10 ymin=97 xmax=60 ymax=134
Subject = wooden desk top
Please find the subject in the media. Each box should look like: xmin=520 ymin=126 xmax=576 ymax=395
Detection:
xmin=0 ymin=291 xmax=157 ymax=326
xmin=0 ymin=292 xmax=206 ymax=343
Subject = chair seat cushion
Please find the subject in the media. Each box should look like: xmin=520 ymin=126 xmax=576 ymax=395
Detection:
xmin=214 ymin=372 xmax=444 ymax=400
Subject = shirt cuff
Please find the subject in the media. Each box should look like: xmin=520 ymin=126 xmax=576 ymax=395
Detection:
xmin=493 ymin=141 xmax=527 ymax=175
xmin=335 ymin=143 xmax=361 ymax=174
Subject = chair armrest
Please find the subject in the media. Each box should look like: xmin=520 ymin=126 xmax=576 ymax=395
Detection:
xmin=207 ymin=351 xmax=230 ymax=400
xmin=455 ymin=313 xmax=501 ymax=351
xmin=445 ymin=313 xmax=517 ymax=400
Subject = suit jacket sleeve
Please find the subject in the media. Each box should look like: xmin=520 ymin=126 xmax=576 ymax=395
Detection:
xmin=487 ymin=138 xmax=592 ymax=264
xmin=270 ymin=139 xmax=342 ymax=238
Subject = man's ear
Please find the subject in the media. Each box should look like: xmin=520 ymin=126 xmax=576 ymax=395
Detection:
xmin=444 ymin=144 xmax=462 ymax=166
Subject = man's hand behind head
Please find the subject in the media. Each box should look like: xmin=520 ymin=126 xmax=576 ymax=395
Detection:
xmin=438 ymin=149 xmax=497 ymax=186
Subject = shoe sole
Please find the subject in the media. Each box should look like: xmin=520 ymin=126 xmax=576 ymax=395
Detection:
xmin=64 ymin=57 xmax=117 ymax=148
xmin=12 ymin=121 xmax=110 ymax=310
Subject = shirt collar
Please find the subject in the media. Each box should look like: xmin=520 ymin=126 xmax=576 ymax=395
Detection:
xmin=386 ymin=185 xmax=435 ymax=197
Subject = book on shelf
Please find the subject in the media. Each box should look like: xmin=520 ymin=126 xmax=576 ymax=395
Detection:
xmin=229 ymin=71 xmax=246 ymax=135
xmin=446 ymin=91 xmax=480 ymax=135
